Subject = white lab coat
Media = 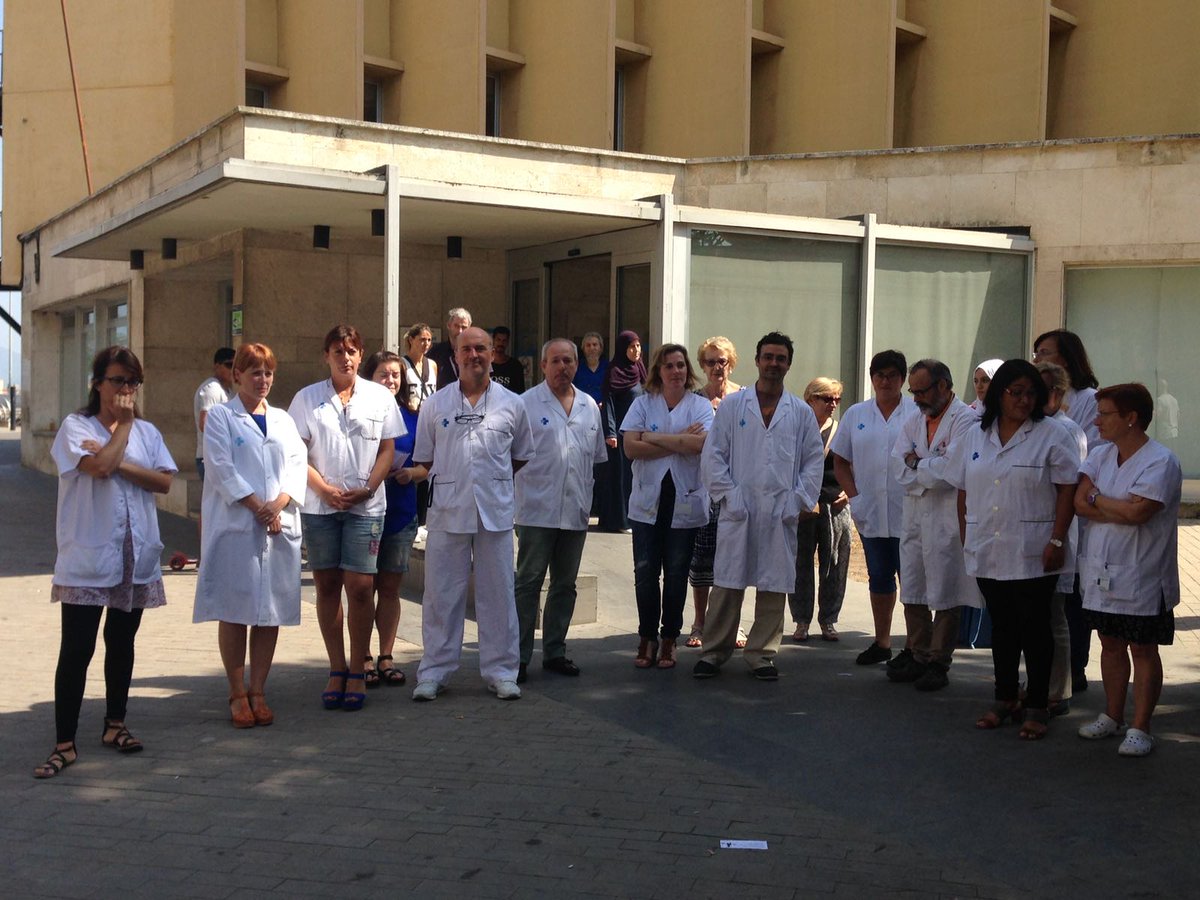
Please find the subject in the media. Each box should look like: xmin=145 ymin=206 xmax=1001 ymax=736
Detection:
xmin=193 ymin=398 xmax=309 ymax=626
xmin=287 ymin=377 xmax=406 ymax=517
xmin=893 ymin=397 xmax=982 ymax=610
xmin=51 ymin=414 xmax=177 ymax=588
xmin=1064 ymin=386 xmax=1101 ymax=450
xmin=702 ymin=388 xmax=825 ymax=593
xmin=414 ymin=381 xmax=536 ymax=533
xmin=828 ymin=397 xmax=916 ymax=538
xmin=1050 ymin=410 xmax=1088 ymax=592
xmin=622 ymin=391 xmax=714 ymax=528
xmin=946 ymin=415 xmax=1080 ymax=583
xmin=1078 ymin=440 xmax=1181 ymax=616
xmin=515 ymin=382 xmax=608 ymax=530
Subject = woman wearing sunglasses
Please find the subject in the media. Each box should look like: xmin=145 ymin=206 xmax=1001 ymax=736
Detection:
xmin=35 ymin=347 xmax=177 ymax=778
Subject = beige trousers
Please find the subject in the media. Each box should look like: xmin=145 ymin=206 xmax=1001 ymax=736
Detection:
xmin=904 ymin=603 xmax=962 ymax=667
xmin=699 ymin=587 xmax=786 ymax=669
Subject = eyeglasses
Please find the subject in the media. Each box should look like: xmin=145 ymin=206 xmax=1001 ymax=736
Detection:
xmin=454 ymin=387 xmax=487 ymax=425
xmin=1004 ymin=387 xmax=1038 ymax=400
xmin=103 ymin=376 xmax=142 ymax=389
xmin=815 ymin=395 xmax=841 ymax=405
xmin=910 ymin=384 xmax=937 ymax=397
xmin=1031 ymin=348 xmax=1057 ymax=360
xmin=701 ymin=357 xmax=730 ymax=368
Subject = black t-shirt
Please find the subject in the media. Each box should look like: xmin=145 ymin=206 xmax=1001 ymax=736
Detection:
xmin=490 ymin=357 xmax=526 ymax=394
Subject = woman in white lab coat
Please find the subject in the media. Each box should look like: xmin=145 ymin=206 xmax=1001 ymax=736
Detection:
xmin=193 ymin=343 xmax=307 ymax=728
xmin=622 ymin=343 xmax=713 ymax=669
xmin=34 ymin=346 xmax=176 ymax=779
xmin=1074 ymin=383 xmax=1182 ymax=757
xmin=949 ymin=360 xmax=1079 ymax=740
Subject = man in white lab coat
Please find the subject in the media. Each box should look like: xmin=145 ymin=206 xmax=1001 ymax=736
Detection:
xmin=889 ymin=359 xmax=982 ymax=691
xmin=513 ymin=339 xmax=608 ymax=682
xmin=410 ymin=326 xmax=535 ymax=702
xmin=693 ymin=332 xmax=825 ymax=681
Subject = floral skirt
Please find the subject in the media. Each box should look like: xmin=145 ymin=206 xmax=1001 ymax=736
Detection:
xmin=1083 ymin=600 xmax=1174 ymax=646
xmin=52 ymin=519 xmax=167 ymax=612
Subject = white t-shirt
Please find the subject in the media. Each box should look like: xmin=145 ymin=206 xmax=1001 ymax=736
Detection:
xmin=829 ymin=397 xmax=915 ymax=538
xmin=287 ymin=377 xmax=406 ymax=518
xmin=194 ymin=376 xmax=230 ymax=459
xmin=515 ymin=383 xmax=608 ymax=530
xmin=1079 ymin=440 xmax=1181 ymax=616
xmin=621 ymin=391 xmax=713 ymax=528
xmin=51 ymin=414 xmax=178 ymax=587
xmin=946 ymin=416 xmax=1080 ymax=581
xmin=414 ymin=381 xmax=536 ymax=533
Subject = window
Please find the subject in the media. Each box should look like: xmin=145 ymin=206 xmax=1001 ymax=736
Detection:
xmin=614 ymin=67 xmax=626 ymax=151
xmin=363 ymin=79 xmax=382 ymax=123
xmin=688 ymin=231 xmax=861 ymax=396
xmin=872 ymin=245 xmax=1028 ymax=394
xmin=245 ymin=83 xmax=269 ymax=108
xmin=1066 ymin=265 xmax=1200 ymax=477
xmin=486 ymin=74 xmax=500 ymax=137
xmin=106 ymin=301 xmax=129 ymax=347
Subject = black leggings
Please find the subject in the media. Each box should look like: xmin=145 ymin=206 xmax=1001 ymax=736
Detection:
xmin=977 ymin=575 xmax=1056 ymax=710
xmin=55 ymin=604 xmax=144 ymax=744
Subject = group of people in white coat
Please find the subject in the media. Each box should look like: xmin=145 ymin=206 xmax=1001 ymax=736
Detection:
xmin=34 ymin=323 xmax=1183 ymax=778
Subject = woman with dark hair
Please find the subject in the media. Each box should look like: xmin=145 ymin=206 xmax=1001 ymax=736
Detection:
xmin=1033 ymin=329 xmax=1101 ymax=447
xmin=601 ymin=330 xmax=647 ymax=532
xmin=948 ymin=359 xmax=1079 ymax=740
xmin=1033 ymin=328 xmax=1102 ymax=694
xmin=359 ymin=350 xmax=425 ymax=688
xmin=193 ymin=343 xmax=307 ymax=728
xmin=287 ymin=325 xmax=405 ymax=712
xmin=621 ymin=343 xmax=712 ymax=669
xmin=35 ymin=347 xmax=177 ymax=778
xmin=1075 ymin=383 xmax=1181 ymax=757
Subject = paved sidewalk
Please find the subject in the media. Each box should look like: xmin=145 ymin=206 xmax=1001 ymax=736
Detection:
xmin=1 ymin=430 xmax=1198 ymax=899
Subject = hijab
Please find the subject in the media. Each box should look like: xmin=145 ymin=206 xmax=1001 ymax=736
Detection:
xmin=604 ymin=330 xmax=647 ymax=394
xmin=976 ymin=358 xmax=1004 ymax=381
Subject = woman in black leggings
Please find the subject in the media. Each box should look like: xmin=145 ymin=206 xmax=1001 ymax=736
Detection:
xmin=34 ymin=347 xmax=176 ymax=779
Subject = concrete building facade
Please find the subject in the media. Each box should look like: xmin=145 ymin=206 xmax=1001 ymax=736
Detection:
xmin=4 ymin=1 xmax=1199 ymax=500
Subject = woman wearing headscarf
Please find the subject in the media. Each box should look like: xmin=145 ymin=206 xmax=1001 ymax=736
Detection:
xmin=601 ymin=331 xmax=647 ymax=532
xmin=970 ymin=359 xmax=1004 ymax=411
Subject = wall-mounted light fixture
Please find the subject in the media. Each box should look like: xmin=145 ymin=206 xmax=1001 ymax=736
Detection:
xmin=130 ymin=250 xmax=145 ymax=270
xmin=371 ymin=209 xmax=385 ymax=237
xmin=447 ymin=236 xmax=463 ymax=259
xmin=313 ymin=225 xmax=331 ymax=249
xmin=161 ymin=238 xmax=177 ymax=260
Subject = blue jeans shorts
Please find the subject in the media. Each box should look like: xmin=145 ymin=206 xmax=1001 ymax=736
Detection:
xmin=301 ymin=512 xmax=384 ymax=574
xmin=377 ymin=520 xmax=419 ymax=575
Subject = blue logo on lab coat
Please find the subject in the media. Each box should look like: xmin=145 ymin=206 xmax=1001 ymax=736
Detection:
xmin=541 ymin=417 xmax=549 ymax=426
xmin=235 ymin=437 xmax=245 ymax=447
xmin=442 ymin=418 xmax=450 ymax=428
xmin=650 ymin=424 xmax=659 ymax=432
xmin=971 ymin=451 xmax=980 ymax=460
xmin=857 ymin=423 xmax=866 ymax=430
xmin=739 ymin=418 xmax=747 ymax=428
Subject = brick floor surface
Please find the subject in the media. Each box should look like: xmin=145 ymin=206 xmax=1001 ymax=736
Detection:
xmin=2 ymin=431 xmax=1197 ymax=899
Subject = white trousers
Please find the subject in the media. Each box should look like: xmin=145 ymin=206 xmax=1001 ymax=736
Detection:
xmin=417 ymin=521 xmax=520 ymax=686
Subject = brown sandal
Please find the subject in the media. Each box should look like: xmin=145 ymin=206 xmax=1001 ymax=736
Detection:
xmin=634 ymin=638 xmax=659 ymax=668
xmin=247 ymin=691 xmax=274 ymax=726
xmin=657 ymin=638 xmax=677 ymax=669
xmin=229 ymin=693 xmax=255 ymax=729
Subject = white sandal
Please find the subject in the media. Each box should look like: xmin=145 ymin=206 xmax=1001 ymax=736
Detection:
xmin=1077 ymin=713 xmax=1126 ymax=740
xmin=1117 ymin=728 xmax=1154 ymax=757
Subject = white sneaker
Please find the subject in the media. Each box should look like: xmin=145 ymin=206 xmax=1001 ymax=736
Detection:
xmin=1077 ymin=713 xmax=1126 ymax=740
xmin=411 ymin=681 xmax=442 ymax=702
xmin=489 ymin=679 xmax=521 ymax=700
xmin=1118 ymin=728 xmax=1154 ymax=757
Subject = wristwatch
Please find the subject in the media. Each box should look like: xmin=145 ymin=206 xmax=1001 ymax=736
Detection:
xmin=1087 ymin=489 xmax=1100 ymax=506
xmin=1048 ymin=537 xmax=1064 ymax=548
xmin=906 ymin=455 xmax=919 ymax=471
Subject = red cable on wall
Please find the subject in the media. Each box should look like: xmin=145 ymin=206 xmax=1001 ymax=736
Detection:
xmin=60 ymin=0 xmax=94 ymax=195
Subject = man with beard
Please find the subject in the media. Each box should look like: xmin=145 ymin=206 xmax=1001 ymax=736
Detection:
xmin=692 ymin=332 xmax=824 ymax=681
xmin=888 ymin=359 xmax=983 ymax=691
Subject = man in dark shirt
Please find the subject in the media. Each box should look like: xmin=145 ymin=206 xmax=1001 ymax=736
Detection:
xmin=429 ymin=307 xmax=472 ymax=389
xmin=490 ymin=326 xmax=526 ymax=394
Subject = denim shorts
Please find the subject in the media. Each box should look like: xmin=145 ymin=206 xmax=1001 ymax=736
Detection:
xmin=861 ymin=536 xmax=902 ymax=594
xmin=301 ymin=512 xmax=384 ymax=574
xmin=377 ymin=520 xmax=419 ymax=575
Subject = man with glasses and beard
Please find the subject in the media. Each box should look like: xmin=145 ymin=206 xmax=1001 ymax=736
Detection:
xmin=410 ymin=327 xmax=535 ymax=702
xmin=888 ymin=359 xmax=983 ymax=692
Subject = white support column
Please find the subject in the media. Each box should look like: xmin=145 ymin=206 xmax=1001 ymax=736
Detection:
xmin=858 ymin=213 xmax=877 ymax=402
xmin=383 ymin=164 xmax=402 ymax=351
xmin=656 ymin=192 xmax=684 ymax=347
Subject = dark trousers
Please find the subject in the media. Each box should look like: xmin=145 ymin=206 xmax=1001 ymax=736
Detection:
xmin=977 ymin=575 xmax=1056 ymax=709
xmin=1064 ymin=575 xmax=1091 ymax=673
xmin=631 ymin=477 xmax=697 ymax=641
xmin=55 ymin=604 xmax=144 ymax=743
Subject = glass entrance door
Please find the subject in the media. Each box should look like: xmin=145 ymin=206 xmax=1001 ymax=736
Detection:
xmin=546 ymin=254 xmax=612 ymax=349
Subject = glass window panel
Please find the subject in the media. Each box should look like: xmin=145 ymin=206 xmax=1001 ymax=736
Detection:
xmin=106 ymin=301 xmax=129 ymax=347
xmin=873 ymin=245 xmax=1027 ymax=398
xmin=512 ymin=277 xmax=540 ymax=385
xmin=616 ymin=262 xmax=651 ymax=349
xmin=688 ymin=231 xmax=859 ymax=396
xmin=1066 ymin=265 xmax=1199 ymax=477
xmin=59 ymin=314 xmax=81 ymax=418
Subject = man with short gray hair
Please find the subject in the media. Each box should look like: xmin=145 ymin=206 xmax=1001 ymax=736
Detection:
xmin=888 ymin=359 xmax=982 ymax=692
xmin=430 ymin=307 xmax=473 ymax=389
xmin=513 ymin=339 xmax=608 ymax=682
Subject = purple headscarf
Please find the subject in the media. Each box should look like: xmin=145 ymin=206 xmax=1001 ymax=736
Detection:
xmin=604 ymin=330 xmax=647 ymax=394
